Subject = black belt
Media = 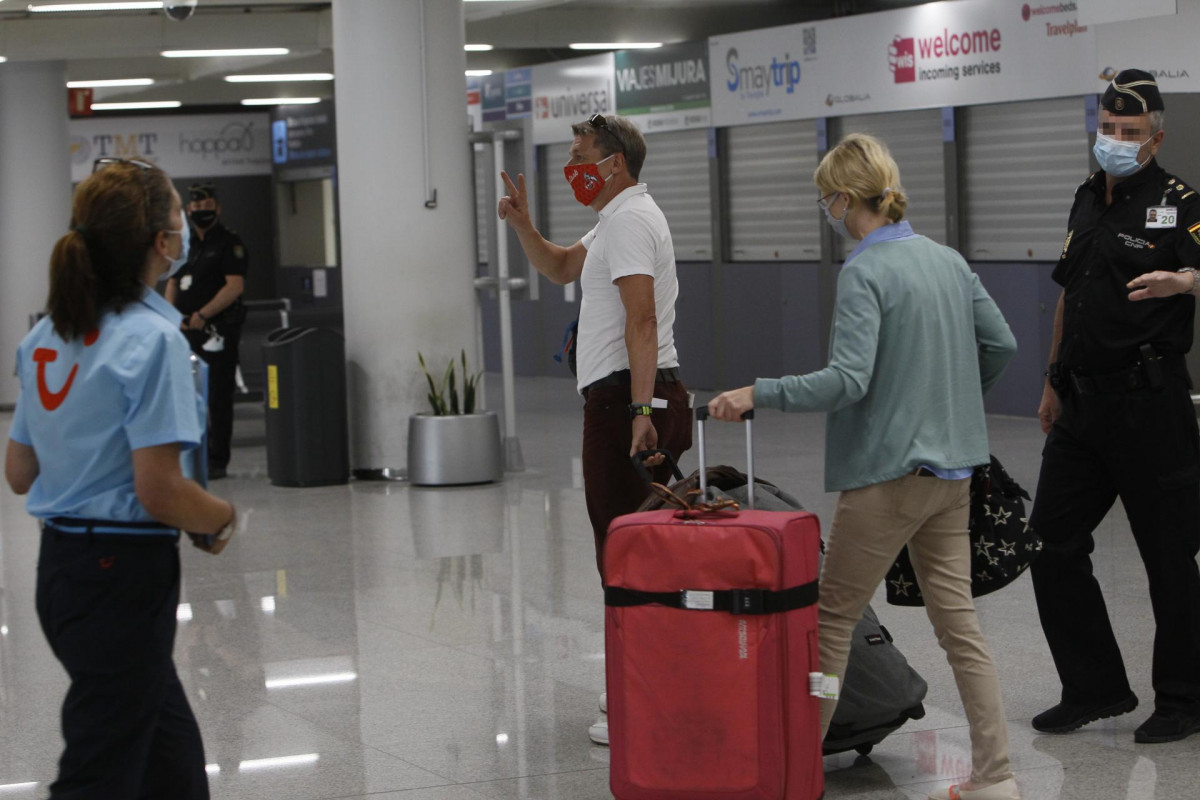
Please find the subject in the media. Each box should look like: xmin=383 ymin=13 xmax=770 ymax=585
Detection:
xmin=1066 ymin=354 xmax=1185 ymax=396
xmin=605 ymin=580 xmax=818 ymax=615
xmin=582 ymin=367 xmax=680 ymax=398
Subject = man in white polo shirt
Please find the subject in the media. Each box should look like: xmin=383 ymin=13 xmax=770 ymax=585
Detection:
xmin=498 ymin=113 xmax=692 ymax=745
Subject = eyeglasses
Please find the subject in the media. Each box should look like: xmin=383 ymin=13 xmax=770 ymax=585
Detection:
xmin=586 ymin=113 xmax=624 ymax=154
xmin=92 ymin=157 xmax=157 ymax=174
xmin=816 ymin=192 xmax=840 ymax=212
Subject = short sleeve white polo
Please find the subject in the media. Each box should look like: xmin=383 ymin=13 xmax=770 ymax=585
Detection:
xmin=575 ymin=184 xmax=680 ymax=393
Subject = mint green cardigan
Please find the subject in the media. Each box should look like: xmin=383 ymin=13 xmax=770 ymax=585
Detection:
xmin=753 ymin=228 xmax=1017 ymax=492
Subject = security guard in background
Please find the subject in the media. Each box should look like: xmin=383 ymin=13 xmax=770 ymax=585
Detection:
xmin=1031 ymin=69 xmax=1200 ymax=744
xmin=165 ymin=182 xmax=247 ymax=479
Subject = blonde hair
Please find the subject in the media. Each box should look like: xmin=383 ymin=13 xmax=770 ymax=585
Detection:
xmin=813 ymin=133 xmax=908 ymax=223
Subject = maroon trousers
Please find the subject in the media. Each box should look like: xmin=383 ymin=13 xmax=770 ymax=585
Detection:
xmin=582 ymin=379 xmax=693 ymax=582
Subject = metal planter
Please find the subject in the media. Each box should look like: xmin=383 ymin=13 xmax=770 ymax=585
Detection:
xmin=407 ymin=412 xmax=503 ymax=486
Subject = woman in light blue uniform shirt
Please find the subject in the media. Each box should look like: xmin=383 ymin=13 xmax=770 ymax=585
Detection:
xmin=4 ymin=159 xmax=237 ymax=799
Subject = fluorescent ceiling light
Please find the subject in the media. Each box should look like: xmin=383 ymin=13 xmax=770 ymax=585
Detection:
xmin=0 ymin=58 xmax=7 ymax=64
xmin=67 ymin=78 xmax=154 ymax=88
xmin=464 ymin=44 xmax=493 ymax=52
xmin=569 ymin=42 xmax=662 ymax=50
xmin=238 ymin=754 xmax=319 ymax=772
xmin=225 ymin=73 xmax=332 ymax=83
xmin=241 ymin=97 xmax=320 ymax=106
xmin=465 ymin=69 xmax=493 ymax=77
xmin=93 ymin=100 xmax=181 ymax=110
xmin=30 ymin=2 xmax=162 ymax=11
xmin=204 ymin=765 xmax=220 ymax=776
xmin=163 ymin=48 xmax=289 ymax=58
xmin=265 ymin=671 xmax=357 ymax=689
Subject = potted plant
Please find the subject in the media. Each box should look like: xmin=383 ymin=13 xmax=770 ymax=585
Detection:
xmin=407 ymin=350 xmax=503 ymax=485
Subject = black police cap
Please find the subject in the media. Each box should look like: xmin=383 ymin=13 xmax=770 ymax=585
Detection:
xmin=1101 ymin=69 xmax=1164 ymax=115
xmin=188 ymin=182 xmax=217 ymax=202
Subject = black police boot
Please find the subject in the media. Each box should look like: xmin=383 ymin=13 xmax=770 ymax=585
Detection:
xmin=1032 ymin=694 xmax=1138 ymax=733
xmin=1134 ymin=710 xmax=1200 ymax=743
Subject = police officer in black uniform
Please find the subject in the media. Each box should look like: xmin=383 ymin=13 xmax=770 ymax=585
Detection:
xmin=1031 ymin=69 xmax=1200 ymax=744
xmin=165 ymin=182 xmax=247 ymax=480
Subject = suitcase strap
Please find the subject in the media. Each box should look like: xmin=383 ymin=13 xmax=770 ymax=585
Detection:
xmin=605 ymin=580 xmax=818 ymax=615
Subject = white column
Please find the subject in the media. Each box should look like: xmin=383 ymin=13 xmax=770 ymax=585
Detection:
xmin=0 ymin=61 xmax=70 ymax=407
xmin=332 ymin=0 xmax=477 ymax=472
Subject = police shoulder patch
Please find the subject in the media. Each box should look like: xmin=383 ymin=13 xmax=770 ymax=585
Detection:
xmin=233 ymin=244 xmax=245 ymax=259
xmin=1188 ymin=220 xmax=1200 ymax=247
xmin=1061 ymin=230 xmax=1074 ymax=258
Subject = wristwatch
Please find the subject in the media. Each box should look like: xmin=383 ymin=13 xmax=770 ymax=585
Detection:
xmin=1176 ymin=267 xmax=1200 ymax=295
xmin=629 ymin=403 xmax=653 ymax=419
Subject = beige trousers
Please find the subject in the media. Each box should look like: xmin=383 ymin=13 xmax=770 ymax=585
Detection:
xmin=817 ymin=473 xmax=1013 ymax=786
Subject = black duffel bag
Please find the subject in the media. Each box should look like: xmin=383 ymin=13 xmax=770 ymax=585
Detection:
xmin=885 ymin=455 xmax=1041 ymax=607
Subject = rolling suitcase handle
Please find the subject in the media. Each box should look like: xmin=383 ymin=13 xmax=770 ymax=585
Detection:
xmin=695 ymin=407 xmax=755 ymax=510
xmin=630 ymin=449 xmax=685 ymax=487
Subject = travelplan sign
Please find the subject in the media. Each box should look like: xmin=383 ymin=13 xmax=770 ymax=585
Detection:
xmin=530 ymin=53 xmax=614 ymax=145
xmin=68 ymin=113 xmax=271 ymax=182
xmin=709 ymin=0 xmax=1098 ymax=125
xmin=614 ymin=41 xmax=711 ymax=133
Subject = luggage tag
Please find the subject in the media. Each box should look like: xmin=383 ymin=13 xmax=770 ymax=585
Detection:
xmin=1146 ymin=205 xmax=1177 ymax=229
xmin=809 ymin=672 xmax=840 ymax=700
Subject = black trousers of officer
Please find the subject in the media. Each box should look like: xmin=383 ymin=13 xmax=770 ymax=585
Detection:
xmin=36 ymin=527 xmax=209 ymax=799
xmin=186 ymin=326 xmax=241 ymax=469
xmin=1029 ymin=370 xmax=1200 ymax=715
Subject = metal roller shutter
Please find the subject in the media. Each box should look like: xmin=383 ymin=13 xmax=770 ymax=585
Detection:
xmin=962 ymin=97 xmax=1089 ymax=261
xmin=726 ymin=119 xmax=820 ymax=262
xmin=544 ymin=130 xmax=713 ymax=261
xmin=637 ymin=129 xmax=712 ymax=261
xmin=836 ymin=109 xmax=947 ymax=245
xmin=473 ymin=142 xmax=491 ymax=265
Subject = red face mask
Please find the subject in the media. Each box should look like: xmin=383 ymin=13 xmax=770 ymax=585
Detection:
xmin=564 ymin=154 xmax=615 ymax=206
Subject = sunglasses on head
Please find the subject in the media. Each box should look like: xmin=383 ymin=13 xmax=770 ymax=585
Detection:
xmin=92 ymin=157 xmax=157 ymax=174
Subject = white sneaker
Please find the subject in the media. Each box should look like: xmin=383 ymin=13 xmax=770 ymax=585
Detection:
xmin=588 ymin=718 xmax=609 ymax=746
xmin=599 ymin=692 xmax=607 ymax=714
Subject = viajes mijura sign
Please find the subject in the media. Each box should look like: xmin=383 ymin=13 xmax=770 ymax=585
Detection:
xmin=69 ymin=113 xmax=271 ymax=182
xmin=614 ymin=41 xmax=711 ymax=133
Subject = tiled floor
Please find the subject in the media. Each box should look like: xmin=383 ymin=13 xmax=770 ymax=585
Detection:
xmin=0 ymin=374 xmax=1195 ymax=799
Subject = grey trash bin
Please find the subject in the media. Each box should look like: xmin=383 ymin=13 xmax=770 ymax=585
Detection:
xmin=262 ymin=327 xmax=349 ymax=487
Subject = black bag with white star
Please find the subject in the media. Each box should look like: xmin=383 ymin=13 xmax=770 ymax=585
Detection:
xmin=884 ymin=455 xmax=1041 ymax=607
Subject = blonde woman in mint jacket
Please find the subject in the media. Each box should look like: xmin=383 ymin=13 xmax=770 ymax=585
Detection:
xmin=710 ymin=133 xmax=1019 ymax=800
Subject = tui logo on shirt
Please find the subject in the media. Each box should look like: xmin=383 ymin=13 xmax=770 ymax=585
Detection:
xmin=34 ymin=330 xmax=99 ymax=411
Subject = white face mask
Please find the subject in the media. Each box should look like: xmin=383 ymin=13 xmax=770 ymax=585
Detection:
xmin=161 ymin=225 xmax=189 ymax=281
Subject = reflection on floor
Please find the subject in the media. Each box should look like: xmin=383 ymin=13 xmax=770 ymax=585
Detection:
xmin=0 ymin=375 xmax=1195 ymax=799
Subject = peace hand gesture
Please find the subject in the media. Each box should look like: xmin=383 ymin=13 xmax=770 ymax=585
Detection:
xmin=497 ymin=171 xmax=532 ymax=232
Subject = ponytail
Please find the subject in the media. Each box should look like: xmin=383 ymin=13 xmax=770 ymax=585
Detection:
xmin=47 ymin=229 xmax=100 ymax=341
xmin=876 ymin=186 xmax=908 ymax=224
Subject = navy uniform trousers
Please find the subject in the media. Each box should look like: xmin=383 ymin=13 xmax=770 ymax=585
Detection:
xmin=185 ymin=325 xmax=242 ymax=470
xmin=36 ymin=526 xmax=209 ymax=799
xmin=1029 ymin=370 xmax=1200 ymax=715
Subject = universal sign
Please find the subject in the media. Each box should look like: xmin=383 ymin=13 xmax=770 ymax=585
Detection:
xmin=530 ymin=53 xmax=614 ymax=145
xmin=69 ymin=113 xmax=271 ymax=182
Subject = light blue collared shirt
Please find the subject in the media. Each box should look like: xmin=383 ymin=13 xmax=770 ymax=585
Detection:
xmin=10 ymin=287 xmax=203 ymax=526
xmin=844 ymin=220 xmax=920 ymax=263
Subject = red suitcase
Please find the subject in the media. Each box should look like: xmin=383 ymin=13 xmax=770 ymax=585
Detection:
xmin=605 ymin=408 xmax=824 ymax=800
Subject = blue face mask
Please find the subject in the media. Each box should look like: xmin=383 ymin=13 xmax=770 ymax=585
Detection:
xmin=162 ymin=224 xmax=189 ymax=281
xmin=1093 ymin=133 xmax=1153 ymax=178
xmin=822 ymin=193 xmax=857 ymax=242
